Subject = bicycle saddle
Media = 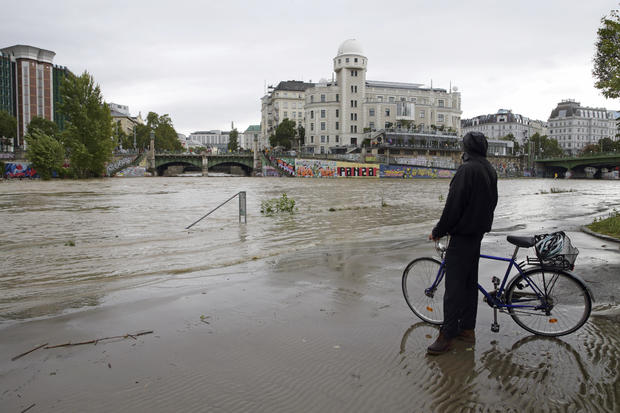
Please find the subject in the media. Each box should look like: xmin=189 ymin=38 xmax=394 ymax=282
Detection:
xmin=507 ymin=235 xmax=536 ymax=247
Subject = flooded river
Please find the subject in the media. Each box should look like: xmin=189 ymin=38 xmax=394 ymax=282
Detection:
xmin=1 ymin=177 xmax=619 ymax=324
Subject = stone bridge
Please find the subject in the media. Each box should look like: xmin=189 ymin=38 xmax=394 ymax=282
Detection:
xmin=151 ymin=153 xmax=255 ymax=176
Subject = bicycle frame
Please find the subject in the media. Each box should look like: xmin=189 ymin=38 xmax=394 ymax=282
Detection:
xmin=427 ymin=247 xmax=551 ymax=311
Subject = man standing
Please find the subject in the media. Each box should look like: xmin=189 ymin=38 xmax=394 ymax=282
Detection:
xmin=427 ymin=132 xmax=498 ymax=355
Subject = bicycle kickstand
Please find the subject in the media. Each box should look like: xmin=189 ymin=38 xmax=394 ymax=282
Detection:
xmin=491 ymin=307 xmax=500 ymax=333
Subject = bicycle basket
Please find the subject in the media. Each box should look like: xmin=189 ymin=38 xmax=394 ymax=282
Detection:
xmin=528 ymin=231 xmax=579 ymax=270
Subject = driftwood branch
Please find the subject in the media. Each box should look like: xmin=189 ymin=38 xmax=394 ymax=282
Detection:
xmin=11 ymin=343 xmax=48 ymax=361
xmin=21 ymin=403 xmax=36 ymax=413
xmin=45 ymin=331 xmax=153 ymax=349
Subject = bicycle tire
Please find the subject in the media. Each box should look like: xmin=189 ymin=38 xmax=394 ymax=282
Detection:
xmin=506 ymin=267 xmax=591 ymax=336
xmin=402 ymin=257 xmax=444 ymax=325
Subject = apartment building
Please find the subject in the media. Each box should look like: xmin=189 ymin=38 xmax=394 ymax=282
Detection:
xmin=461 ymin=109 xmax=547 ymax=145
xmin=548 ymin=99 xmax=618 ymax=155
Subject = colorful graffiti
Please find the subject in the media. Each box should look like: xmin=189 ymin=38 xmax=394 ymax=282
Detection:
xmin=4 ymin=162 xmax=38 ymax=178
xmin=275 ymin=157 xmax=295 ymax=175
xmin=380 ymin=164 xmax=455 ymax=179
xmin=295 ymin=159 xmax=337 ymax=177
xmin=335 ymin=161 xmax=379 ymax=178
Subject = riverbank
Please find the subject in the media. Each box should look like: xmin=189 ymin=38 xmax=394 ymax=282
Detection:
xmin=1 ymin=230 xmax=619 ymax=412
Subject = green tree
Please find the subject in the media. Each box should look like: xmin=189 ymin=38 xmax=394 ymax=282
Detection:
xmin=0 ymin=110 xmax=17 ymax=150
xmin=144 ymin=112 xmax=182 ymax=151
xmin=524 ymin=133 xmax=564 ymax=158
xmin=581 ymin=143 xmax=601 ymax=156
xmin=593 ymin=9 xmax=620 ymax=98
xmin=60 ymin=71 xmax=115 ymax=178
xmin=297 ymin=124 xmax=305 ymax=146
xmin=228 ymin=128 xmax=239 ymax=152
xmin=27 ymin=116 xmax=60 ymax=140
xmin=269 ymin=118 xmax=296 ymax=149
xmin=598 ymin=137 xmax=616 ymax=152
xmin=25 ymin=129 xmax=65 ymax=180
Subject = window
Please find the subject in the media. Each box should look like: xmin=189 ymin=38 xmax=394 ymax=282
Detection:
xmin=346 ymin=58 xmax=349 ymax=63
xmin=385 ymin=109 xmax=390 ymax=117
xmin=336 ymin=135 xmax=339 ymax=143
xmin=354 ymin=57 xmax=358 ymax=63
xmin=369 ymin=122 xmax=375 ymax=129
xmin=310 ymin=95 xmax=314 ymax=103
xmin=310 ymin=136 xmax=314 ymax=143
xmin=321 ymin=94 xmax=325 ymax=102
xmin=321 ymin=122 xmax=326 ymax=131
xmin=310 ymin=110 xmax=314 ymax=119
xmin=335 ymin=121 xmax=339 ymax=130
xmin=350 ymin=125 xmax=357 ymax=133
xmin=438 ymin=99 xmax=444 ymax=108
xmin=321 ymin=109 xmax=326 ymax=118
xmin=420 ymin=110 xmax=425 ymax=118
xmin=438 ymin=114 xmax=444 ymax=122
xmin=351 ymin=85 xmax=357 ymax=93
xmin=338 ymin=59 xmax=341 ymax=64
xmin=336 ymin=94 xmax=339 ymax=102
xmin=351 ymin=138 xmax=357 ymax=145
xmin=350 ymin=113 xmax=357 ymax=121
xmin=369 ymin=108 xmax=375 ymax=116
xmin=321 ymin=135 xmax=325 ymax=143
xmin=310 ymin=123 xmax=314 ymax=131
xmin=389 ymin=96 xmax=395 ymax=103
xmin=283 ymin=111 xmax=288 ymax=118
xmin=336 ymin=109 xmax=339 ymax=118
xmin=377 ymin=96 xmax=383 ymax=102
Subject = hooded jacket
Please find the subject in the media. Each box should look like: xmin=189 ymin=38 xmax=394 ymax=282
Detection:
xmin=432 ymin=132 xmax=498 ymax=238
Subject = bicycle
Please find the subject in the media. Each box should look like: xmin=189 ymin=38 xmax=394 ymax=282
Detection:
xmin=402 ymin=233 xmax=593 ymax=337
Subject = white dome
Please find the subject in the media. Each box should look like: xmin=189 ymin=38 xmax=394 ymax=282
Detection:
xmin=337 ymin=39 xmax=364 ymax=56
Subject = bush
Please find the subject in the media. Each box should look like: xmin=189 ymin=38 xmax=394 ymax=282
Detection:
xmin=261 ymin=193 xmax=296 ymax=216
xmin=588 ymin=209 xmax=620 ymax=238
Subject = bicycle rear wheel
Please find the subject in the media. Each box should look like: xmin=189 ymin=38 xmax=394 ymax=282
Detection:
xmin=506 ymin=268 xmax=591 ymax=336
xmin=402 ymin=257 xmax=444 ymax=325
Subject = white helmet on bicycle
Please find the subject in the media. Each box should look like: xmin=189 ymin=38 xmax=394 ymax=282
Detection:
xmin=536 ymin=232 xmax=564 ymax=259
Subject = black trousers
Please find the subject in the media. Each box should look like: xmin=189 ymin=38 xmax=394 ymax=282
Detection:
xmin=441 ymin=234 xmax=483 ymax=339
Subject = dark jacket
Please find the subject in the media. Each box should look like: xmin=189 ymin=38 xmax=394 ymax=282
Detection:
xmin=432 ymin=132 xmax=498 ymax=238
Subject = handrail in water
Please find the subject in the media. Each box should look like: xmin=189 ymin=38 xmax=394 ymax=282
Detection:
xmin=186 ymin=191 xmax=247 ymax=229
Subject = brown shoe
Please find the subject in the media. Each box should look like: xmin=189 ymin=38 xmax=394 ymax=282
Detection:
xmin=456 ymin=329 xmax=475 ymax=344
xmin=427 ymin=332 xmax=454 ymax=355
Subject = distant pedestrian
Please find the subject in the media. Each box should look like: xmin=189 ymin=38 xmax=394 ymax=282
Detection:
xmin=427 ymin=132 xmax=498 ymax=355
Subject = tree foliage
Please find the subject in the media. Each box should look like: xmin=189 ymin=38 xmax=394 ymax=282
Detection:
xmin=500 ymin=133 xmax=521 ymax=154
xmin=25 ymin=129 xmax=65 ymax=180
xmin=60 ymin=71 xmax=114 ymax=177
xmin=0 ymin=110 xmax=16 ymax=148
xmin=297 ymin=124 xmax=305 ymax=146
xmin=228 ymin=128 xmax=239 ymax=152
xmin=269 ymin=118 xmax=296 ymax=149
xmin=523 ymin=133 xmax=564 ymax=158
xmin=144 ymin=112 xmax=182 ymax=151
xmin=27 ymin=116 xmax=60 ymax=140
xmin=593 ymin=9 xmax=620 ymax=98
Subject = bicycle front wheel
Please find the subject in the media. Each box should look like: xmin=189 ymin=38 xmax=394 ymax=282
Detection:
xmin=402 ymin=257 xmax=444 ymax=325
xmin=506 ymin=268 xmax=592 ymax=336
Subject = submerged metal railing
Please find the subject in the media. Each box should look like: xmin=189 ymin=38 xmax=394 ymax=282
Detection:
xmin=186 ymin=191 xmax=247 ymax=229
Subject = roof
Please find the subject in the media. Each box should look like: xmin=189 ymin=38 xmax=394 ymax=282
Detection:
xmin=274 ymin=80 xmax=315 ymax=92
xmin=366 ymin=80 xmax=436 ymax=91
xmin=244 ymin=125 xmax=260 ymax=132
xmin=337 ymin=39 xmax=364 ymax=56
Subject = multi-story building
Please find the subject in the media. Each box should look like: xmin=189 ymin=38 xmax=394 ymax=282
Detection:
xmin=260 ymin=80 xmax=313 ymax=149
xmin=461 ymin=109 xmax=547 ymax=145
xmin=109 ymin=102 xmax=144 ymax=138
xmin=301 ymin=39 xmax=462 ymax=154
xmin=242 ymin=125 xmax=261 ymax=150
xmin=188 ymin=130 xmax=230 ymax=152
xmin=0 ymin=45 xmax=72 ymax=150
xmin=548 ymin=100 xmax=618 ymax=155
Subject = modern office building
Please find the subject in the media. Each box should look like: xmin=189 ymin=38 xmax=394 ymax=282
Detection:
xmin=461 ymin=109 xmax=547 ymax=145
xmin=548 ymin=99 xmax=619 ymax=155
xmin=261 ymin=39 xmax=463 ymax=154
xmin=188 ymin=130 xmax=230 ymax=152
xmin=0 ymin=45 xmax=72 ymax=151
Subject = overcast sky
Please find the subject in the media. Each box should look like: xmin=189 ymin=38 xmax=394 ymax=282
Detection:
xmin=2 ymin=0 xmax=618 ymax=135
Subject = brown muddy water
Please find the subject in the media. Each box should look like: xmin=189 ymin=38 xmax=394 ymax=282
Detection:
xmin=1 ymin=177 xmax=619 ymax=412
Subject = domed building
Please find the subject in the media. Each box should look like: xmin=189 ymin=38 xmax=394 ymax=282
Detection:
xmin=261 ymin=39 xmax=463 ymax=154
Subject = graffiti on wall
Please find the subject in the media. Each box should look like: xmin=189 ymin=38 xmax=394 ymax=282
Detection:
xmin=276 ymin=157 xmax=295 ymax=175
xmin=295 ymin=159 xmax=337 ymax=177
xmin=4 ymin=163 xmax=38 ymax=178
xmin=335 ymin=161 xmax=379 ymax=178
xmin=380 ymin=164 xmax=455 ymax=179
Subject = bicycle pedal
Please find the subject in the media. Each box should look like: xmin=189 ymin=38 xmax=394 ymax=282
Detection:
xmin=491 ymin=323 xmax=500 ymax=333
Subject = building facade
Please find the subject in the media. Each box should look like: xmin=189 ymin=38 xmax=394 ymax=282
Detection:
xmin=461 ymin=109 xmax=547 ymax=145
xmin=0 ymin=45 xmax=72 ymax=151
xmin=548 ymin=100 xmax=619 ymax=155
xmin=242 ymin=125 xmax=261 ymax=150
xmin=188 ymin=130 xmax=230 ymax=153
xmin=260 ymin=80 xmax=313 ymax=149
